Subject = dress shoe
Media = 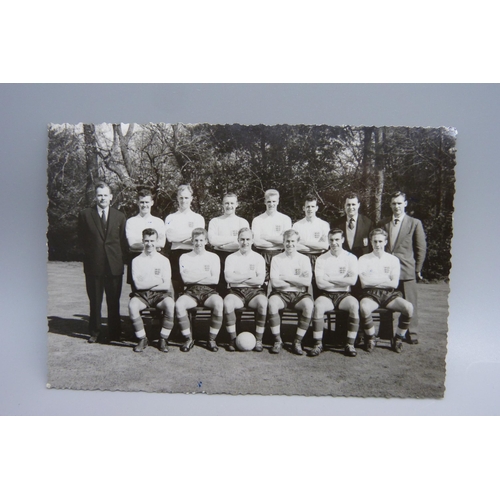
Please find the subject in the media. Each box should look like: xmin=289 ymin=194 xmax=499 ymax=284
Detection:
xmin=88 ymin=333 xmax=99 ymax=344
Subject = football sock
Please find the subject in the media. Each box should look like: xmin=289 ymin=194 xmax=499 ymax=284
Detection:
xmin=132 ymin=316 xmax=144 ymax=333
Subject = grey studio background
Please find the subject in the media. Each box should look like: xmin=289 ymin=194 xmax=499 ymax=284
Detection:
xmin=0 ymin=83 xmax=498 ymax=415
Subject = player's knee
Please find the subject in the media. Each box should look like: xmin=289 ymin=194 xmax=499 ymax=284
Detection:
xmin=175 ymin=299 xmax=188 ymax=317
xmin=268 ymin=298 xmax=280 ymax=314
xmin=301 ymin=300 xmax=314 ymax=317
xmin=405 ymin=301 xmax=414 ymax=317
xmin=223 ymin=296 xmax=234 ymax=313
xmin=359 ymin=301 xmax=371 ymax=318
xmin=212 ymin=296 xmax=224 ymax=315
xmin=347 ymin=299 xmax=360 ymax=317
xmin=255 ymin=296 xmax=267 ymax=313
xmin=128 ymin=300 xmax=139 ymax=316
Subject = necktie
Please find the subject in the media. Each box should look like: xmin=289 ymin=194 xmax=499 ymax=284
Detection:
xmin=348 ymin=218 xmax=355 ymax=230
xmin=394 ymin=218 xmax=399 ymax=226
xmin=101 ymin=209 xmax=107 ymax=231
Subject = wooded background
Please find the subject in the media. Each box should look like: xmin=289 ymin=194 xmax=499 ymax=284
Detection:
xmin=47 ymin=123 xmax=456 ymax=280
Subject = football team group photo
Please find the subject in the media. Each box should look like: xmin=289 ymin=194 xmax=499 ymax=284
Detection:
xmin=47 ymin=123 xmax=456 ymax=397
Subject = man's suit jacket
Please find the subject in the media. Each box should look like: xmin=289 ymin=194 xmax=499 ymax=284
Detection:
xmin=332 ymin=214 xmax=374 ymax=258
xmin=378 ymin=215 xmax=426 ymax=281
xmin=78 ymin=206 xmax=127 ymax=276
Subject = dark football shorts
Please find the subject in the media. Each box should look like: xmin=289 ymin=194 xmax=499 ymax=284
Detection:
xmin=227 ymin=286 xmax=266 ymax=306
xmin=319 ymin=291 xmax=353 ymax=309
xmin=270 ymin=290 xmax=313 ymax=309
xmin=183 ymin=284 xmax=219 ymax=306
xmin=132 ymin=290 xmax=173 ymax=308
xmin=361 ymin=288 xmax=403 ymax=308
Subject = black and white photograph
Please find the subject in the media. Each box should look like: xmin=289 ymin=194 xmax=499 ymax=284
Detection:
xmin=47 ymin=122 xmax=456 ymax=397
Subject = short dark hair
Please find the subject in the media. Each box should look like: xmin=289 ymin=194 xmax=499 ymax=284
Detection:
xmin=328 ymin=228 xmax=344 ymax=238
xmin=303 ymin=194 xmax=318 ymax=205
xmin=137 ymin=188 xmax=153 ymax=199
xmin=390 ymin=191 xmax=406 ymax=201
xmin=142 ymin=228 xmax=158 ymax=239
xmin=191 ymin=227 xmax=208 ymax=240
xmin=94 ymin=181 xmax=111 ymax=193
xmin=344 ymin=192 xmax=360 ymax=203
xmin=223 ymin=192 xmax=238 ymax=202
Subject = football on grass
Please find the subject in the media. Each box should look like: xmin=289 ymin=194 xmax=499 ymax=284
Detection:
xmin=235 ymin=332 xmax=256 ymax=351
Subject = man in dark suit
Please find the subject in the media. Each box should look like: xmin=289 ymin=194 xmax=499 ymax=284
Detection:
xmin=378 ymin=191 xmax=427 ymax=344
xmin=332 ymin=193 xmax=374 ymax=259
xmin=78 ymin=181 xmax=128 ymax=343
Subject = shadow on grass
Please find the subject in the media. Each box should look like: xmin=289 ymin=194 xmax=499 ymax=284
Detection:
xmin=47 ymin=315 xmax=136 ymax=348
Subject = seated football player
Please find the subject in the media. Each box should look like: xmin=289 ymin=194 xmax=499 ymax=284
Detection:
xmin=358 ymin=228 xmax=414 ymax=353
xmin=128 ymin=228 xmax=174 ymax=353
xmin=311 ymin=229 xmax=360 ymax=357
xmin=267 ymin=229 xmax=314 ymax=355
xmin=223 ymin=228 xmax=268 ymax=352
xmin=175 ymin=228 xmax=223 ymax=352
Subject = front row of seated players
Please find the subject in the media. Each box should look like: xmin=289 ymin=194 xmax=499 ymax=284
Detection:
xmin=128 ymin=226 xmax=413 ymax=355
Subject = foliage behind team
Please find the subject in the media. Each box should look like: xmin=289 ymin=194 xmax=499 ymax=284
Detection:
xmin=47 ymin=123 xmax=456 ymax=280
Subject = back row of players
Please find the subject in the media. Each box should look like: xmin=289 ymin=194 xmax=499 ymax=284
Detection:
xmin=126 ymin=185 xmax=427 ymax=356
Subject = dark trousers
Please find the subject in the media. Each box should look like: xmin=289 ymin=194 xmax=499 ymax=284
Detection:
xmin=397 ymin=279 xmax=419 ymax=333
xmin=85 ymin=273 xmax=123 ymax=338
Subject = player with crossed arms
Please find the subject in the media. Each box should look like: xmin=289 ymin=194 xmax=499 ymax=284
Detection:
xmin=223 ymin=228 xmax=268 ymax=352
xmin=128 ymin=228 xmax=174 ymax=353
xmin=310 ymin=228 xmax=360 ymax=357
xmin=268 ymin=229 xmax=314 ymax=355
xmin=358 ymin=228 xmax=414 ymax=353
xmin=175 ymin=228 xmax=223 ymax=353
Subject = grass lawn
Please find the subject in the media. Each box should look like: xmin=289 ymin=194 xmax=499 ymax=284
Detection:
xmin=47 ymin=261 xmax=448 ymax=397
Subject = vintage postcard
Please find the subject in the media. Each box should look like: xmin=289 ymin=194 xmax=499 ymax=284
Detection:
xmin=47 ymin=123 xmax=456 ymax=397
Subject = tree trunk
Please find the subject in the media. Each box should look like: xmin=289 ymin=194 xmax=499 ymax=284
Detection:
xmin=83 ymin=124 xmax=99 ymax=205
xmin=374 ymin=127 xmax=386 ymax=222
xmin=115 ymin=123 xmax=135 ymax=177
xmin=107 ymin=124 xmax=134 ymax=185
